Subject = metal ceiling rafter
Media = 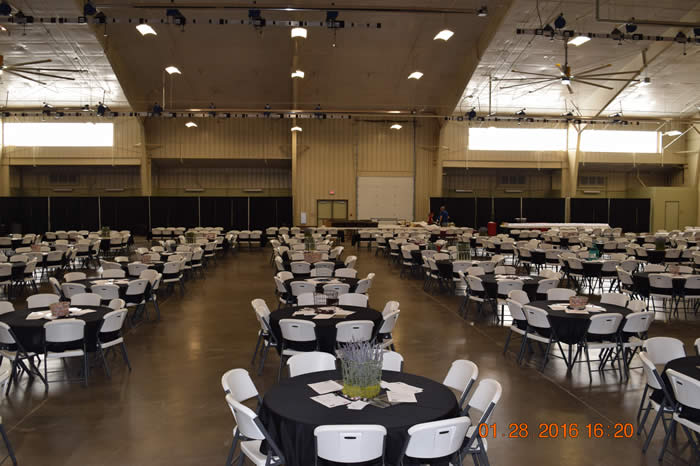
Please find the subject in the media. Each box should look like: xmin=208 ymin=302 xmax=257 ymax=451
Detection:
xmin=516 ymin=28 xmax=700 ymax=44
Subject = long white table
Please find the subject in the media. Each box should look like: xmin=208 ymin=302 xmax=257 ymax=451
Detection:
xmin=501 ymin=223 xmax=611 ymax=230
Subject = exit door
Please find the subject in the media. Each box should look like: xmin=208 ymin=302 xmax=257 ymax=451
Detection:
xmin=664 ymin=201 xmax=679 ymax=231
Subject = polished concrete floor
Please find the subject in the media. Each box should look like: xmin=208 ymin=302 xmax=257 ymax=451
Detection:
xmin=2 ymin=244 xmax=700 ymax=465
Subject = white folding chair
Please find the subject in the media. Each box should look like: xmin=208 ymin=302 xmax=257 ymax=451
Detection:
xmin=27 ymin=293 xmax=59 ymax=309
xmin=97 ymin=309 xmax=131 ymax=377
xmin=443 ymin=359 xmax=479 ymax=410
xmin=637 ymin=352 xmax=675 ymax=453
xmin=546 ymin=288 xmax=576 ymax=301
xmin=297 ymin=293 xmax=315 ymax=306
xmin=338 ymin=293 xmax=369 ymax=307
xmin=600 ymin=292 xmax=629 ymax=307
xmin=287 ymin=351 xmax=336 ymax=377
xmin=335 ymin=320 xmax=374 ymax=348
xmin=460 ymin=379 xmax=503 ymax=465
xmin=43 ymin=319 xmax=88 ymax=387
xmin=278 ymin=319 xmax=318 ymax=380
xmin=335 ymin=268 xmax=358 ymax=279
xmin=63 ymin=272 xmax=86 ymax=282
xmin=70 ymin=293 xmax=101 ymax=307
xmin=61 ymin=283 xmax=87 ymax=299
xmin=658 ymin=369 xmax=700 ymax=462
xmin=225 ymin=396 xmax=285 ymax=466
xmin=644 ymin=337 xmax=685 ymax=365
xmin=221 ymin=368 xmax=263 ymax=465
xmin=377 ymin=310 xmax=400 ymax=350
xmin=381 ymin=351 xmax=404 ymax=372
xmin=398 ymin=417 xmax=471 ymax=466
xmin=314 ymin=425 xmax=387 ymax=465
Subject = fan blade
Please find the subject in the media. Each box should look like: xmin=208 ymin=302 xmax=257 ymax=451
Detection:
xmin=511 ymin=69 xmax=559 ymax=78
xmin=567 ymin=84 xmax=574 ymax=94
xmin=11 ymin=67 xmax=86 ymax=73
xmin=5 ymin=68 xmax=75 ymax=80
xmin=4 ymin=69 xmax=46 ymax=85
xmin=500 ymin=79 xmax=556 ymax=90
xmin=524 ymin=81 xmax=557 ymax=94
xmin=7 ymin=59 xmax=52 ymax=67
xmin=496 ymin=77 xmax=554 ymax=81
xmin=576 ymin=71 xmax=640 ymax=78
xmin=572 ymin=79 xmax=613 ymax=90
xmin=578 ymin=78 xmax=641 ymax=82
xmin=575 ymin=63 xmax=612 ymax=75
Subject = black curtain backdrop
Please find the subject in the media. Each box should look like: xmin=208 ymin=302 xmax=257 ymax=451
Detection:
xmin=493 ymin=198 xmax=521 ymax=224
xmin=276 ymin=197 xmax=293 ymax=227
xmin=0 ymin=197 xmax=49 ymax=234
xmin=571 ymin=198 xmax=609 ymax=224
xmin=150 ymin=197 xmax=199 ymax=228
xmin=200 ymin=197 xmax=233 ymax=230
xmin=609 ymin=198 xmax=651 ymax=233
xmin=50 ymin=197 xmax=99 ymax=231
xmin=522 ymin=198 xmax=566 ymax=223
xmin=476 ymin=198 xmax=493 ymax=228
xmin=429 ymin=198 xmax=476 ymax=227
xmin=100 ymin=197 xmax=149 ymax=235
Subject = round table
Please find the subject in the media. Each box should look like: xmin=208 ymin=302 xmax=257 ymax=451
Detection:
xmin=269 ymin=305 xmax=383 ymax=353
xmin=259 ymin=369 xmax=460 ymax=466
xmin=283 ymin=277 xmax=359 ymax=294
xmin=527 ymin=300 xmax=633 ymax=345
xmin=482 ymin=275 xmax=545 ymax=300
xmin=632 ymin=272 xmax=691 ymax=297
xmin=120 ymin=261 xmax=165 ymax=275
xmin=0 ymin=305 xmax=112 ymax=353
xmin=71 ymin=278 xmax=137 ymax=300
xmin=651 ymin=356 xmax=700 ymax=422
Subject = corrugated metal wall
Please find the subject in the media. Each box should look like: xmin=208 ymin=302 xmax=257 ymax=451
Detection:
xmin=12 ymin=166 xmax=141 ymax=196
xmin=154 ymin=167 xmax=291 ymax=196
xmin=145 ymin=118 xmax=291 ymax=160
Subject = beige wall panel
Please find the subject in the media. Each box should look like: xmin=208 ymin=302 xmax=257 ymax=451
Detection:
xmin=12 ymin=166 xmax=141 ymax=196
xmin=3 ymin=117 xmax=145 ymax=166
xmin=295 ymin=120 xmax=356 ymax=226
xmin=145 ymin=118 xmax=291 ymax=160
xmin=153 ymin=167 xmax=291 ymax=196
xmin=357 ymin=120 xmax=414 ymax=174
xmin=414 ymin=119 xmax=439 ymax=220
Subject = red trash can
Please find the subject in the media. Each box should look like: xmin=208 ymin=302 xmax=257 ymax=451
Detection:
xmin=487 ymin=221 xmax=497 ymax=236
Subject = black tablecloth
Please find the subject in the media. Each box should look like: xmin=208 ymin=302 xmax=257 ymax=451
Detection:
xmin=632 ymin=272 xmax=689 ymax=297
xmin=283 ymin=277 xmax=359 ymax=294
xmin=0 ymin=305 xmax=111 ymax=353
xmin=482 ymin=275 xmax=545 ymax=300
xmin=651 ymin=356 xmax=700 ymax=422
xmin=259 ymin=370 xmax=460 ymax=466
xmin=527 ymin=300 xmax=632 ymax=345
xmin=269 ymin=305 xmax=382 ymax=353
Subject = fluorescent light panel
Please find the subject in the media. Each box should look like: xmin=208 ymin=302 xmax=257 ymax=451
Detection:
xmin=4 ymin=122 xmax=114 ymax=147
xmin=165 ymin=66 xmax=181 ymax=75
xmin=408 ymin=71 xmax=423 ymax=80
xmin=291 ymin=126 xmax=302 ymax=132
xmin=291 ymin=27 xmax=307 ymax=38
xmin=291 ymin=70 xmax=305 ymax=79
xmin=136 ymin=24 xmax=156 ymax=36
xmin=469 ymin=128 xmax=567 ymax=151
xmin=664 ymin=130 xmax=682 ymax=136
xmin=185 ymin=121 xmax=197 ymax=128
xmin=568 ymin=36 xmax=591 ymax=46
xmin=434 ymin=29 xmax=454 ymax=41
xmin=390 ymin=124 xmax=402 ymax=130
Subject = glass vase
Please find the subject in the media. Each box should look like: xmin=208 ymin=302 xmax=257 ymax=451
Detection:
xmin=340 ymin=358 xmax=382 ymax=399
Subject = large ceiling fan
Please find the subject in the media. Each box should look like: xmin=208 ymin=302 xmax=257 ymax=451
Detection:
xmin=497 ymin=41 xmax=642 ymax=94
xmin=0 ymin=55 xmax=86 ymax=85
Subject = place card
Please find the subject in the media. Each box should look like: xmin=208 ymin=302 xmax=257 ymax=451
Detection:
xmin=380 ymin=381 xmax=423 ymax=394
xmin=69 ymin=309 xmax=96 ymax=316
xmin=548 ymin=304 xmax=568 ymax=311
xmin=347 ymin=400 xmax=369 ymax=410
xmin=310 ymin=393 xmax=352 ymax=408
xmin=332 ymin=309 xmax=355 ymax=317
xmin=308 ymin=380 xmax=343 ymax=395
xmin=312 ymin=314 xmax=335 ymax=320
xmin=386 ymin=391 xmax=417 ymax=403
xmin=564 ymin=309 xmax=589 ymax=315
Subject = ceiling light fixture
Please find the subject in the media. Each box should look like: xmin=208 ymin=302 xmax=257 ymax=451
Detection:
xmin=664 ymin=130 xmax=682 ymax=136
xmin=136 ymin=24 xmax=157 ymax=36
xmin=185 ymin=121 xmax=197 ymax=128
xmin=408 ymin=71 xmax=423 ymax=80
xmin=0 ymin=1 xmax=11 ymax=16
xmin=291 ymin=126 xmax=302 ymax=132
xmin=83 ymin=1 xmax=97 ymax=16
xmin=553 ymin=14 xmax=566 ymax=29
xmin=567 ymin=36 xmax=590 ymax=46
xmin=291 ymin=27 xmax=307 ymax=38
xmin=390 ymin=124 xmax=402 ymax=130
xmin=388 ymin=110 xmax=401 ymax=114
xmin=291 ymin=70 xmax=305 ymax=79
xmin=165 ymin=66 xmax=181 ymax=75
xmin=561 ymin=77 xmax=571 ymax=86
xmin=476 ymin=6 xmax=488 ymax=17
xmin=434 ymin=29 xmax=454 ymax=41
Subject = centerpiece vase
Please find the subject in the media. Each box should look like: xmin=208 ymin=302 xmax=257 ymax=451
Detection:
xmin=338 ymin=341 xmax=383 ymax=399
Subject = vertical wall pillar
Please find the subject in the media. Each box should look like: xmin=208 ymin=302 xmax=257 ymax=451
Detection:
xmin=138 ymin=118 xmax=152 ymax=196
xmin=291 ymin=130 xmax=298 ymax=225
xmin=0 ymin=119 xmax=8 ymax=196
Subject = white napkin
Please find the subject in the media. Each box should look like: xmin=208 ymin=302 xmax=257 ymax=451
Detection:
xmin=70 ymin=309 xmax=96 ymax=316
xmin=312 ymin=314 xmax=335 ymax=320
xmin=347 ymin=400 xmax=369 ymax=410
xmin=308 ymin=380 xmax=343 ymax=395
xmin=26 ymin=311 xmax=50 ymax=320
xmin=387 ymin=391 xmax=417 ymax=403
xmin=310 ymin=394 xmax=352 ymax=408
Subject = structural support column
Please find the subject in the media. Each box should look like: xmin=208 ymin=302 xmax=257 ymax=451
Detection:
xmin=138 ymin=119 xmax=152 ymax=196
xmin=563 ymin=126 xmax=581 ymax=222
xmin=0 ymin=120 xmax=8 ymax=196
xmin=291 ymin=130 xmax=298 ymax=225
